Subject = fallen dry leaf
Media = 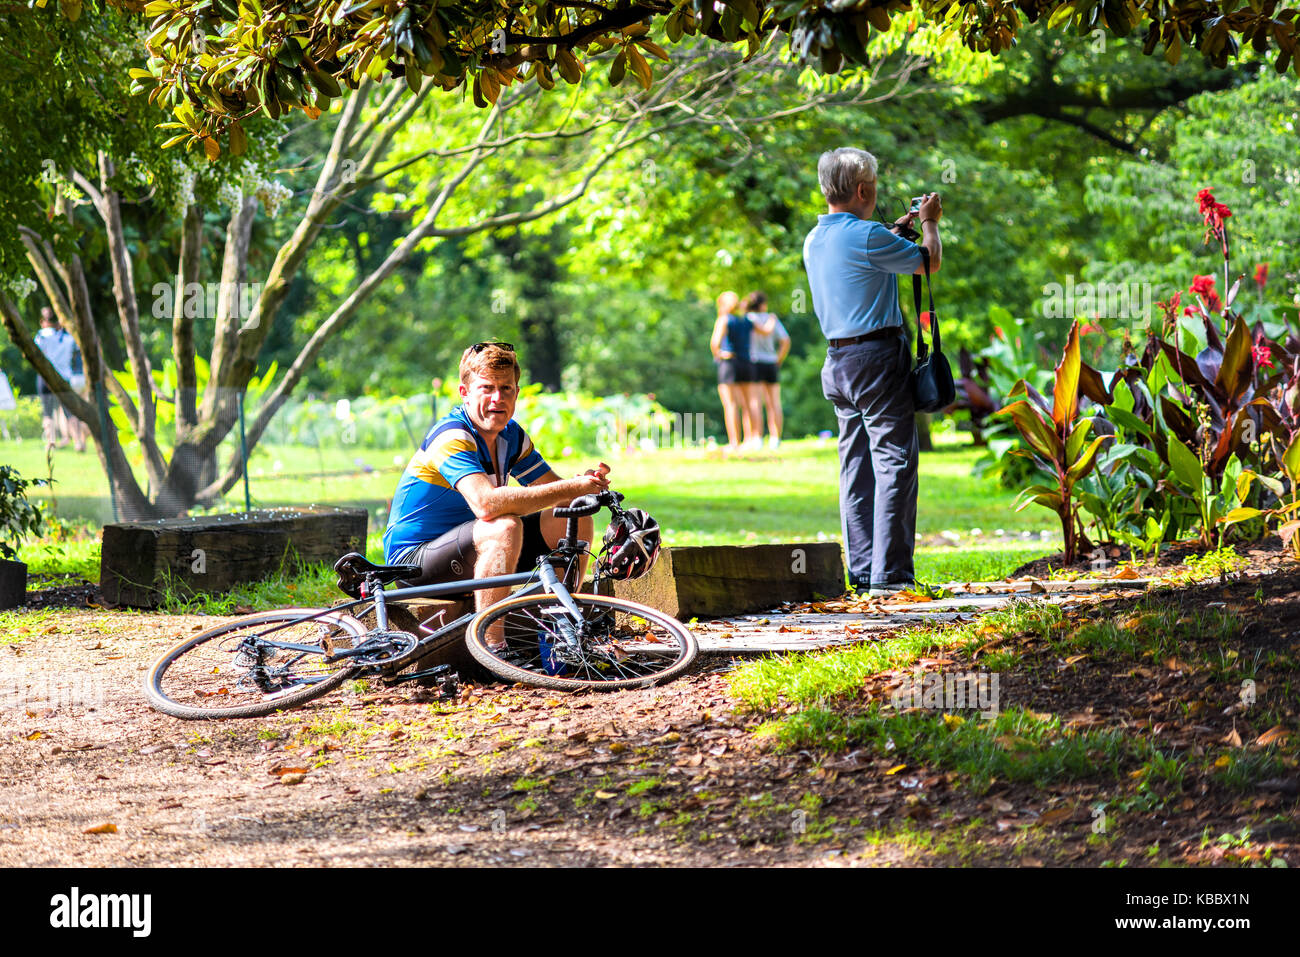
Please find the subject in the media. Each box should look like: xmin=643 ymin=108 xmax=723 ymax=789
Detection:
xmin=268 ymin=765 xmax=309 ymax=777
xmin=83 ymin=823 xmax=117 ymax=835
xmin=1255 ymin=726 xmax=1290 ymax=747
xmin=1039 ymin=807 xmax=1074 ymax=826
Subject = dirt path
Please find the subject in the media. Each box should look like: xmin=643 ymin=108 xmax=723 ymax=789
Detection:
xmin=3 ymin=559 xmax=1299 ymax=867
xmin=1 ymin=609 xmax=839 ymax=866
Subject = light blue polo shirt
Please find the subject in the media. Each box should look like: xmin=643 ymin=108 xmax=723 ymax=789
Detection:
xmin=802 ymin=212 xmax=923 ymax=340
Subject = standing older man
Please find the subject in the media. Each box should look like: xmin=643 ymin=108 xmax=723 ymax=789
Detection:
xmin=803 ymin=148 xmax=943 ymax=596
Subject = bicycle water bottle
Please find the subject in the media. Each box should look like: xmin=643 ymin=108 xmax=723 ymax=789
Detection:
xmin=538 ymin=631 xmax=566 ymax=676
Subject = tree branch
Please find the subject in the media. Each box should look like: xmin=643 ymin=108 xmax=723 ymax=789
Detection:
xmin=97 ymin=151 xmax=168 ymax=488
xmin=172 ymin=203 xmax=203 ymax=434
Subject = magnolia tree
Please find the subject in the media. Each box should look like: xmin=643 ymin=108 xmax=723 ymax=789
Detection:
xmin=0 ymin=3 xmax=914 ymax=519
xmin=135 ymin=0 xmax=1299 ymax=155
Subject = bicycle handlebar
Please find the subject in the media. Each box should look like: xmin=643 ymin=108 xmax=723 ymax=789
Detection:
xmin=553 ymin=489 xmax=624 ymax=519
xmin=553 ymin=495 xmax=600 ymax=519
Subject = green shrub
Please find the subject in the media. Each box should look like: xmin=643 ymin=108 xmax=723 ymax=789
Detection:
xmin=0 ymin=465 xmax=47 ymax=561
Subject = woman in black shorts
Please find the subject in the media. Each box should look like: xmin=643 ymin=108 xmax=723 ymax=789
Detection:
xmin=710 ymin=291 xmax=752 ymax=452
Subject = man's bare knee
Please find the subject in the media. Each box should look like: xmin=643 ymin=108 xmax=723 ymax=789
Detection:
xmin=476 ymin=514 xmax=523 ymax=547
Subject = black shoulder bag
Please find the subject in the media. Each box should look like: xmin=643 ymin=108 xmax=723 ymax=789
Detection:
xmin=908 ymin=245 xmax=955 ymax=413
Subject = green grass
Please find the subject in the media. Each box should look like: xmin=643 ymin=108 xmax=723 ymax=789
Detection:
xmin=1046 ymin=600 xmax=1238 ymax=664
xmin=8 ymin=433 xmax=1059 ymax=595
xmin=754 ymin=705 xmax=1157 ymax=792
xmin=728 ymin=603 xmax=1059 ymax=710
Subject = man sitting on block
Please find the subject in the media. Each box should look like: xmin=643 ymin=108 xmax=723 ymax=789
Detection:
xmin=383 ymin=341 xmax=610 ymax=645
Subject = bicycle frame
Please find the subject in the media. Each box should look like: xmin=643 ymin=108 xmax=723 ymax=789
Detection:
xmin=241 ymin=551 xmax=589 ymax=676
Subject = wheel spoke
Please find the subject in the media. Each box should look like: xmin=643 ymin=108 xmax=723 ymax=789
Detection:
xmin=147 ymin=610 xmax=363 ymax=719
xmin=469 ymin=594 xmax=696 ymax=690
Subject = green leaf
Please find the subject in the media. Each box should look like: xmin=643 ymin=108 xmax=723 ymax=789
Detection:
xmin=1166 ymin=434 xmax=1205 ymax=494
xmin=1065 ymin=418 xmax=1092 ymax=463
xmin=1065 ymin=434 xmax=1112 ymax=483
xmin=1015 ymin=484 xmax=1064 ymax=512
xmin=1105 ymin=404 xmax=1151 ymax=438
xmin=1144 ymin=516 xmax=1163 ymax=541
xmin=1047 ymin=4 xmax=1076 ymax=29
xmin=1284 ymin=434 xmax=1300 ymax=484
xmin=996 ymin=399 xmax=1064 ymax=464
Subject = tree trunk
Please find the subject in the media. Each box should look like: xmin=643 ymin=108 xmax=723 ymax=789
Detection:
xmin=522 ymin=313 xmax=563 ymax=391
xmin=915 ymin=412 xmax=933 ymax=452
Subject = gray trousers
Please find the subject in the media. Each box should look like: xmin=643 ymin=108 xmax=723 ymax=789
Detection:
xmin=820 ymin=331 xmax=919 ymax=588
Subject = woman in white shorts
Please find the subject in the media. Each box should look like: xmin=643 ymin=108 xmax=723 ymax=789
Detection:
xmin=742 ymin=291 xmax=790 ymax=449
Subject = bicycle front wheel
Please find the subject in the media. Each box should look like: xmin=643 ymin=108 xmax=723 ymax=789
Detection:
xmin=145 ymin=608 xmax=367 ymax=720
xmin=466 ymin=593 xmax=698 ymax=691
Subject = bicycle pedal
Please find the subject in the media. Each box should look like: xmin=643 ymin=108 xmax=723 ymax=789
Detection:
xmin=393 ymin=663 xmax=453 ymax=684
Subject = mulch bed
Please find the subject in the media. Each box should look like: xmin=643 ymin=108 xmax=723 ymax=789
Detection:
xmin=1009 ymin=536 xmax=1288 ymax=581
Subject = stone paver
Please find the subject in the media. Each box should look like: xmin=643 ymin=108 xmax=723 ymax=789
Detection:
xmin=691 ymin=578 xmax=1156 ymax=654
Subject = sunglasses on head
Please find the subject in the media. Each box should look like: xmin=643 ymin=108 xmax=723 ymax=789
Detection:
xmin=469 ymin=341 xmax=514 ymax=353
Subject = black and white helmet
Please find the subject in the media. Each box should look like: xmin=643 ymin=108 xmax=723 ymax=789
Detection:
xmin=599 ymin=508 xmax=662 ymax=580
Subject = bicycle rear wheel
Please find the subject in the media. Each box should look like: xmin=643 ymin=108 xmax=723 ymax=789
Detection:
xmin=144 ymin=608 xmax=366 ymax=720
xmin=466 ymin=593 xmax=698 ymax=691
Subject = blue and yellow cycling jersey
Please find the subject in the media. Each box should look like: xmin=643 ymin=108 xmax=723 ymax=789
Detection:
xmin=383 ymin=405 xmax=551 ymax=560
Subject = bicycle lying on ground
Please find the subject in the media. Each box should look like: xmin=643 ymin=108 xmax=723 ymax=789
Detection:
xmin=144 ymin=491 xmax=698 ymax=720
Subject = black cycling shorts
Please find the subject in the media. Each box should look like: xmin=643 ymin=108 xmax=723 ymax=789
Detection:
xmin=752 ymin=361 xmax=779 ymax=384
xmin=391 ymin=512 xmax=552 ymax=590
xmin=717 ymin=358 xmax=756 ymax=385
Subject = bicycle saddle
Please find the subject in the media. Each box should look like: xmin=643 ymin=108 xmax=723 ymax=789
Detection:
xmin=333 ymin=552 xmax=422 ymax=598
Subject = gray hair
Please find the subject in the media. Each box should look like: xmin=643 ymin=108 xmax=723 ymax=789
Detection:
xmin=817 ymin=148 xmax=877 ymax=205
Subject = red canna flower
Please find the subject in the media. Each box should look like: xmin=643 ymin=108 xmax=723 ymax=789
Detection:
xmin=1190 ymin=274 xmax=1216 ymax=298
xmin=1255 ymin=263 xmax=1269 ymax=288
xmin=1206 ymin=291 xmax=1223 ymax=314
xmin=1183 ymin=306 xmax=1197 ymax=317
xmin=920 ymin=311 xmax=931 ymax=331
xmin=992 ymin=325 xmax=1005 ymax=341
xmin=1197 ymin=188 xmax=1232 ymax=223
xmin=1253 ymin=336 xmax=1274 ymax=371
xmin=1197 ymin=188 xmax=1232 ymax=258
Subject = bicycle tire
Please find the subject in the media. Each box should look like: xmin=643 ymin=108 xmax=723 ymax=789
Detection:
xmin=144 ymin=608 xmax=367 ymax=720
xmin=466 ymin=592 xmax=698 ymax=691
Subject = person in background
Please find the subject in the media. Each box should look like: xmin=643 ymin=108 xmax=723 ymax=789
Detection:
xmin=0 ymin=367 xmax=16 ymax=441
xmin=34 ymin=308 xmax=78 ymax=451
xmin=709 ymin=291 xmax=754 ymax=453
xmin=742 ymin=291 xmax=791 ymax=450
